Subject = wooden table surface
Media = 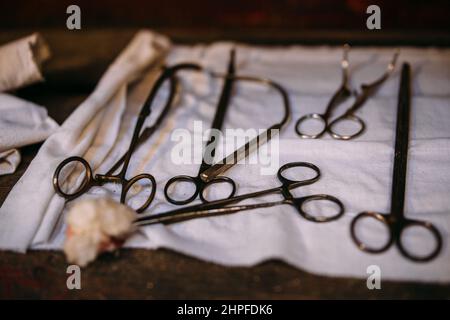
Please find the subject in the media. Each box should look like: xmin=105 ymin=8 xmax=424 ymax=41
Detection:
xmin=0 ymin=29 xmax=449 ymax=299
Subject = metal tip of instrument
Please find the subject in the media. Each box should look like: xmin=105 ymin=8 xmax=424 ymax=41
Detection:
xmin=230 ymin=47 xmax=236 ymax=58
xmin=228 ymin=47 xmax=236 ymax=71
xmin=342 ymin=44 xmax=350 ymax=68
xmin=402 ymin=62 xmax=410 ymax=74
xmin=399 ymin=62 xmax=411 ymax=100
xmin=388 ymin=48 xmax=400 ymax=72
xmin=343 ymin=43 xmax=350 ymax=53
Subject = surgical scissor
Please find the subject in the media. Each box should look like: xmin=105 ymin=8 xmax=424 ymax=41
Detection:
xmin=350 ymin=63 xmax=443 ymax=262
xmin=164 ymin=49 xmax=237 ymax=205
xmin=136 ymin=162 xmax=344 ymax=226
xmin=295 ymin=45 xmax=399 ymax=140
xmin=165 ymin=54 xmax=292 ymax=205
xmin=53 ymin=63 xmax=202 ymax=213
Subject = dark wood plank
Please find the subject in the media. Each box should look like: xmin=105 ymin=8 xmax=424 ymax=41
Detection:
xmin=1 ymin=249 xmax=449 ymax=299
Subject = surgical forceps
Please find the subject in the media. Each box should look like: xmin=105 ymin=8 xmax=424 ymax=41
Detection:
xmin=165 ymin=52 xmax=292 ymax=205
xmin=164 ymin=49 xmax=237 ymax=205
xmin=350 ymin=63 xmax=442 ymax=262
xmin=295 ymin=45 xmax=399 ymax=140
xmin=53 ymin=63 xmax=202 ymax=213
xmin=136 ymin=162 xmax=344 ymax=226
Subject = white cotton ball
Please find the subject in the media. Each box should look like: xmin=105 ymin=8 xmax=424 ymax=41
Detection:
xmin=63 ymin=198 xmax=136 ymax=267
xmin=97 ymin=199 xmax=136 ymax=237
xmin=64 ymin=232 xmax=105 ymax=267
xmin=66 ymin=200 xmax=102 ymax=234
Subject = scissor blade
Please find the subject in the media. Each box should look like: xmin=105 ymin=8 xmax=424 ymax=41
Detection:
xmin=200 ymin=125 xmax=279 ymax=181
xmin=199 ymin=75 xmax=291 ymax=183
xmin=104 ymin=73 xmax=178 ymax=176
xmin=344 ymin=50 xmax=399 ymax=116
xmin=198 ymin=48 xmax=236 ymax=173
xmin=136 ymin=184 xmax=280 ymax=226
xmin=135 ymin=199 xmax=285 ymax=226
xmin=322 ymin=44 xmax=352 ymax=119
xmin=111 ymin=64 xmax=201 ymax=177
xmin=390 ymin=63 xmax=411 ymax=217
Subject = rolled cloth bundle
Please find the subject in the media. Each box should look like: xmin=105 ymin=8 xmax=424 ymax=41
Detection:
xmin=0 ymin=33 xmax=51 ymax=92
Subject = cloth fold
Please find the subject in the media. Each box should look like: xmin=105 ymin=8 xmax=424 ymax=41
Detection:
xmin=0 ymin=149 xmax=21 ymax=175
xmin=0 ymin=33 xmax=51 ymax=92
xmin=0 ymin=30 xmax=171 ymax=252
xmin=1 ymin=37 xmax=449 ymax=282
xmin=0 ymin=33 xmax=56 ymax=176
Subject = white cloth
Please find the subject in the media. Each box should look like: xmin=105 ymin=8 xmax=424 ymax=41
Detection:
xmin=0 ymin=94 xmax=58 ymax=174
xmin=1 ymin=37 xmax=450 ymax=282
xmin=0 ymin=33 xmax=50 ymax=92
xmin=0 ymin=30 xmax=171 ymax=252
xmin=0 ymin=149 xmax=20 ymax=175
xmin=0 ymin=33 xmax=56 ymax=176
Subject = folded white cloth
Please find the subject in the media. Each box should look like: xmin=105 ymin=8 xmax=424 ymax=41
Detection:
xmin=0 ymin=149 xmax=20 ymax=175
xmin=1 ymin=36 xmax=449 ymax=282
xmin=0 ymin=94 xmax=58 ymax=175
xmin=0 ymin=33 xmax=56 ymax=176
xmin=0 ymin=33 xmax=51 ymax=92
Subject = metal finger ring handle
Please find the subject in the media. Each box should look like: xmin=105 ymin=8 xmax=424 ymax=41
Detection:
xmin=122 ymin=173 xmax=157 ymax=213
xmin=350 ymin=211 xmax=393 ymax=253
xmin=164 ymin=175 xmax=199 ymax=205
xmin=277 ymin=162 xmax=321 ymax=188
xmin=295 ymin=113 xmax=327 ymax=139
xmin=396 ymin=219 xmax=443 ymax=262
xmin=199 ymin=176 xmax=237 ymax=203
xmin=53 ymin=156 xmax=93 ymax=200
xmin=328 ymin=115 xmax=365 ymax=140
xmin=297 ymin=194 xmax=345 ymax=223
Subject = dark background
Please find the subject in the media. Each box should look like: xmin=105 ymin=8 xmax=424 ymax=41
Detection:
xmin=1 ymin=0 xmax=450 ymax=45
xmin=1 ymin=0 xmax=450 ymax=30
